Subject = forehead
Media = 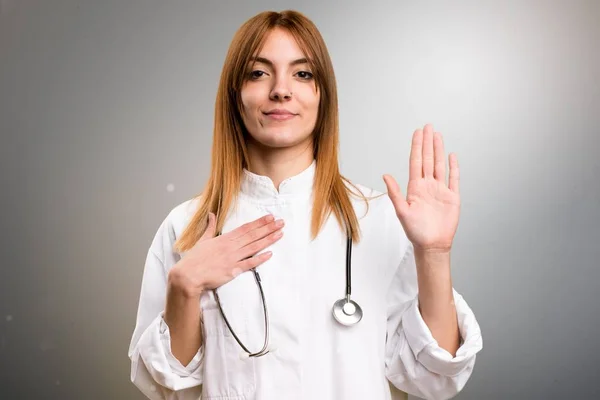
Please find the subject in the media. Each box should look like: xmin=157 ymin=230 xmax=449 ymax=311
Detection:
xmin=254 ymin=28 xmax=307 ymax=61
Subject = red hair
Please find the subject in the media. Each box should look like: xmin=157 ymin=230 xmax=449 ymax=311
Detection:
xmin=174 ymin=10 xmax=378 ymax=253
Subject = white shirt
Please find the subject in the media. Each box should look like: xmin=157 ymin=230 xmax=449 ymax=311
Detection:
xmin=128 ymin=160 xmax=483 ymax=400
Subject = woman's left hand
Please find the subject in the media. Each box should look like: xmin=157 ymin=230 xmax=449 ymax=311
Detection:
xmin=383 ymin=124 xmax=460 ymax=254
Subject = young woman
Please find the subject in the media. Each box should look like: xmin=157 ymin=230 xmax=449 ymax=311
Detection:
xmin=128 ymin=9 xmax=482 ymax=400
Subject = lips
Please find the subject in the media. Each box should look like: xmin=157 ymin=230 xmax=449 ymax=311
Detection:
xmin=263 ymin=109 xmax=296 ymax=121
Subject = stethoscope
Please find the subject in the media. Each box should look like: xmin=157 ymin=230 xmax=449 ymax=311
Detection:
xmin=213 ymin=228 xmax=362 ymax=359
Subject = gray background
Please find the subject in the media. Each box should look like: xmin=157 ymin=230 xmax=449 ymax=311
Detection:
xmin=1 ymin=0 xmax=599 ymax=399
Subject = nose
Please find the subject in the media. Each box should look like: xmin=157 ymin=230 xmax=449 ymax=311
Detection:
xmin=269 ymin=77 xmax=292 ymax=101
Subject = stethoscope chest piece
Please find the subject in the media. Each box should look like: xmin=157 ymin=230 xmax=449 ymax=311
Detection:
xmin=332 ymin=296 xmax=363 ymax=326
xmin=331 ymin=233 xmax=362 ymax=326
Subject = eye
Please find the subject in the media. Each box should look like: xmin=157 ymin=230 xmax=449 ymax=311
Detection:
xmin=249 ymin=70 xmax=267 ymax=80
xmin=296 ymin=71 xmax=314 ymax=80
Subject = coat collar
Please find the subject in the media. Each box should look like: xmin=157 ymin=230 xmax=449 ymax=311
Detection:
xmin=240 ymin=159 xmax=316 ymax=204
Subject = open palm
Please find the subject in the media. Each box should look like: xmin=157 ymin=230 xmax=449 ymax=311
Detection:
xmin=383 ymin=124 xmax=461 ymax=253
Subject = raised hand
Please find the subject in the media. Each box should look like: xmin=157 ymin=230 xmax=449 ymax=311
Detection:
xmin=383 ymin=124 xmax=460 ymax=253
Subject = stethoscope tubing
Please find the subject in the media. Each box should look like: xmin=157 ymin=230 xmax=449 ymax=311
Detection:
xmin=212 ymin=221 xmax=359 ymax=358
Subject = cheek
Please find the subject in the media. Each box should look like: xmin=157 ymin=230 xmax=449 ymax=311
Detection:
xmin=240 ymin=96 xmax=251 ymax=117
xmin=308 ymin=96 xmax=320 ymax=119
xmin=298 ymin=88 xmax=320 ymax=117
xmin=240 ymin=89 xmax=260 ymax=117
xmin=310 ymin=88 xmax=320 ymax=112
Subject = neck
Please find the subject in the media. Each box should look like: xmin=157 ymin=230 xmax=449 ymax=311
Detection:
xmin=246 ymin=139 xmax=314 ymax=192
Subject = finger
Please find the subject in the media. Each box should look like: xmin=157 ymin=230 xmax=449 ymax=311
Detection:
xmin=199 ymin=212 xmax=217 ymax=242
xmin=236 ymin=228 xmax=283 ymax=261
xmin=422 ymin=124 xmax=434 ymax=178
xmin=433 ymin=131 xmax=446 ymax=183
xmin=409 ymin=129 xmax=423 ymax=181
xmin=236 ymin=250 xmax=274 ymax=273
xmin=237 ymin=217 xmax=284 ymax=249
xmin=383 ymin=174 xmax=409 ymax=216
xmin=224 ymin=214 xmax=275 ymax=241
xmin=448 ymin=153 xmax=460 ymax=194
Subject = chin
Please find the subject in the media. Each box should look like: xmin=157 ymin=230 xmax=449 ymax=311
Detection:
xmin=257 ymin=137 xmax=301 ymax=149
xmin=251 ymin=130 xmax=309 ymax=149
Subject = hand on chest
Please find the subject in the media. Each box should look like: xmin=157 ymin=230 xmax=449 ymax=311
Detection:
xmin=206 ymin=207 xmax=392 ymax=347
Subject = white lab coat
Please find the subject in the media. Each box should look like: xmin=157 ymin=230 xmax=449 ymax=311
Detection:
xmin=128 ymin=160 xmax=483 ymax=400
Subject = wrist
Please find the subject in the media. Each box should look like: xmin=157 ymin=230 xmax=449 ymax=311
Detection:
xmin=413 ymin=248 xmax=452 ymax=297
xmin=413 ymin=244 xmax=451 ymax=257
xmin=167 ymin=268 xmax=204 ymax=300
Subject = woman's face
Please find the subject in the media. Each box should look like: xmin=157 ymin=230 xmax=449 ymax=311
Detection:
xmin=240 ymin=28 xmax=320 ymax=152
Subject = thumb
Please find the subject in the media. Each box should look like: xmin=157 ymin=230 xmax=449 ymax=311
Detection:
xmin=199 ymin=212 xmax=217 ymax=242
xmin=383 ymin=174 xmax=408 ymax=217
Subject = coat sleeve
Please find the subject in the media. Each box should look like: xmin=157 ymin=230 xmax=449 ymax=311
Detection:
xmin=128 ymin=247 xmax=204 ymax=399
xmin=384 ymin=240 xmax=483 ymax=400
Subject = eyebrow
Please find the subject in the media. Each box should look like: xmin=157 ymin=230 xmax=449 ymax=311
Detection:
xmin=249 ymin=56 xmax=309 ymax=68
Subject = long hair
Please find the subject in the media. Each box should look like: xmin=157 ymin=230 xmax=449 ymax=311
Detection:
xmin=174 ymin=10 xmax=379 ymax=253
